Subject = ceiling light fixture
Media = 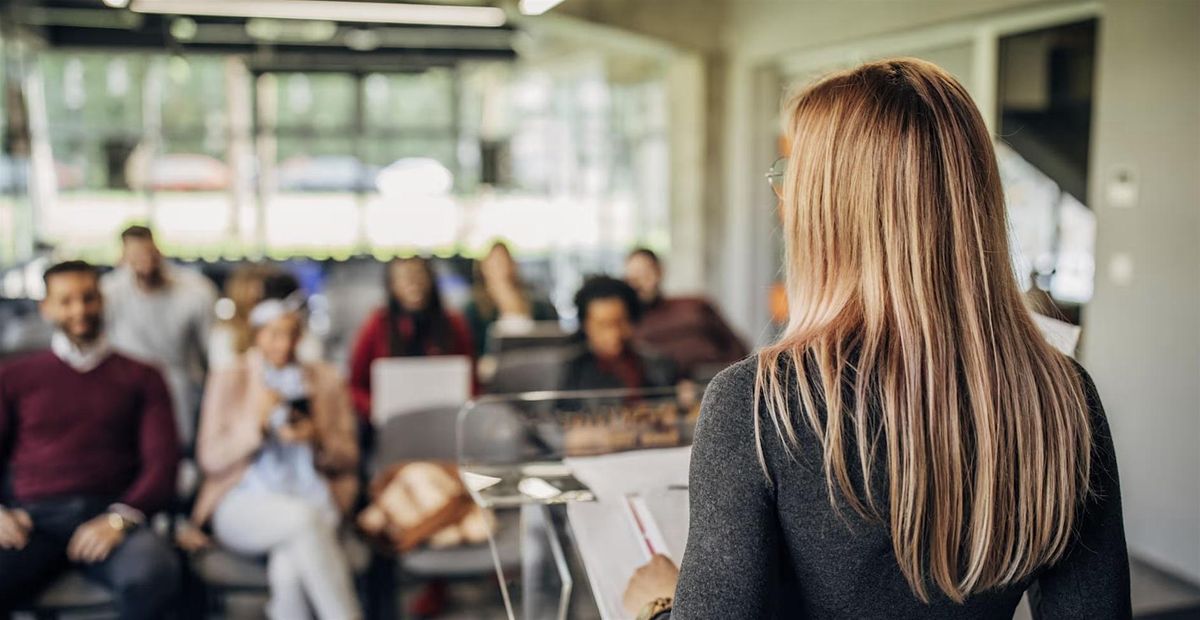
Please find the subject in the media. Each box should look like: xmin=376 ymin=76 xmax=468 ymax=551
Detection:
xmin=102 ymin=0 xmax=131 ymax=8
xmin=246 ymin=18 xmax=338 ymax=42
xmin=345 ymin=29 xmax=381 ymax=52
xmin=130 ymin=0 xmax=507 ymax=28
xmin=519 ymin=0 xmax=566 ymax=16
xmin=169 ymin=16 xmax=198 ymax=40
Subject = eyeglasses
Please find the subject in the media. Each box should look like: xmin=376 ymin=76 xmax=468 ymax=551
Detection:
xmin=766 ymin=157 xmax=787 ymax=197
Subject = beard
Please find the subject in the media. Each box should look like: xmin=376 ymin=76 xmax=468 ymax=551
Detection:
xmin=58 ymin=315 xmax=104 ymax=344
xmin=134 ymin=266 xmax=166 ymax=289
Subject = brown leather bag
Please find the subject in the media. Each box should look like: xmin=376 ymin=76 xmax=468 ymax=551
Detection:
xmin=357 ymin=461 xmax=493 ymax=553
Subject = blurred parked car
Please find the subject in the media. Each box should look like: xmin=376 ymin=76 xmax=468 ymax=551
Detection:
xmin=0 ymin=155 xmax=85 ymax=192
xmin=277 ymin=155 xmax=379 ymax=192
xmin=375 ymin=157 xmax=453 ymax=196
xmin=141 ymin=153 xmax=231 ymax=191
xmin=0 ymin=155 xmax=27 ymax=193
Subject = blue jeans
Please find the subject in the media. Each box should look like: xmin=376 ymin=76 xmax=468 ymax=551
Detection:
xmin=0 ymin=496 xmax=180 ymax=619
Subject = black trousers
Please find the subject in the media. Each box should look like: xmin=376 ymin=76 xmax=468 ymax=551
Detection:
xmin=0 ymin=496 xmax=179 ymax=619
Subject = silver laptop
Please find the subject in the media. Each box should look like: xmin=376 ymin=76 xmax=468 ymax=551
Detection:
xmin=487 ymin=320 xmax=571 ymax=356
xmin=370 ymin=355 xmax=472 ymax=426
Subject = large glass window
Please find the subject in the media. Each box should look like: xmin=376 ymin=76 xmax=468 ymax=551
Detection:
xmin=38 ymin=53 xmax=149 ymax=262
xmin=153 ymin=56 xmax=232 ymax=255
xmin=0 ymin=31 xmax=12 ymax=267
xmin=15 ymin=48 xmax=673 ymax=271
xmin=998 ymin=19 xmax=1098 ymax=312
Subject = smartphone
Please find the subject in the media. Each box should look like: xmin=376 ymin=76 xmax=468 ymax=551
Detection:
xmin=287 ymin=397 xmax=312 ymax=423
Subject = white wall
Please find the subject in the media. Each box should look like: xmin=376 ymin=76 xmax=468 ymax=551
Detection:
xmin=1083 ymin=0 xmax=1200 ymax=582
xmin=722 ymin=0 xmax=1049 ymax=63
xmin=715 ymin=0 xmax=1080 ymax=342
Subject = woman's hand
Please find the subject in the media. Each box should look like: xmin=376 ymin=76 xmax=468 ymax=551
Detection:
xmin=175 ymin=522 xmax=213 ymax=552
xmin=255 ymin=388 xmax=284 ymax=431
xmin=277 ymin=417 xmax=317 ymax=444
xmin=622 ymin=554 xmax=679 ymax=617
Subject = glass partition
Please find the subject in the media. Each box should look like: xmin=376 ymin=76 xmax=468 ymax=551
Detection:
xmin=458 ymin=386 xmax=699 ymax=508
xmin=458 ymin=387 xmax=701 ymax=620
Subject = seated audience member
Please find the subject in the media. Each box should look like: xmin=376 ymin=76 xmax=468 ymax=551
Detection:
xmin=349 ymin=256 xmax=474 ymax=421
xmin=463 ymin=241 xmax=558 ymax=356
xmin=0 ymin=261 xmax=181 ymax=617
xmin=102 ymin=225 xmax=218 ymax=445
xmin=208 ymin=265 xmax=323 ymax=370
xmin=559 ymin=276 xmax=677 ymax=393
xmin=624 ymin=248 xmax=748 ymax=379
xmin=191 ymin=298 xmax=361 ymax=620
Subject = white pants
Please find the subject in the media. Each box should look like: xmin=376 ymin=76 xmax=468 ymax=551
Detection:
xmin=213 ymin=491 xmax=361 ymax=620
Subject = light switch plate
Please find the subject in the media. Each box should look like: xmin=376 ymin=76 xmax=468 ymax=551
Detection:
xmin=1107 ymin=165 xmax=1139 ymax=209
xmin=1109 ymin=253 xmax=1135 ymax=285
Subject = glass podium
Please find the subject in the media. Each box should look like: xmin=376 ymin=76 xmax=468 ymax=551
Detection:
xmin=457 ymin=386 xmax=701 ymax=620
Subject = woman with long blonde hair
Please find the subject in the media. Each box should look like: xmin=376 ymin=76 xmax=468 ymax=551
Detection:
xmin=623 ymin=58 xmax=1129 ymax=619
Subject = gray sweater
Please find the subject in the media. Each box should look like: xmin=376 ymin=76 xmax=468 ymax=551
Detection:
xmin=670 ymin=357 xmax=1131 ymax=619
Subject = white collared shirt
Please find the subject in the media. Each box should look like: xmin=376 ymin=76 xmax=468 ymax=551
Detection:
xmin=50 ymin=331 xmax=112 ymax=373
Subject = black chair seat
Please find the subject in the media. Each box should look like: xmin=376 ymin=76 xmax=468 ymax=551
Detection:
xmin=20 ymin=569 xmax=115 ymax=612
xmin=403 ymin=511 xmax=521 ymax=579
xmin=489 ymin=346 xmax=573 ymax=395
xmin=191 ymin=548 xmax=270 ymax=590
xmin=192 ymin=533 xmax=373 ymax=591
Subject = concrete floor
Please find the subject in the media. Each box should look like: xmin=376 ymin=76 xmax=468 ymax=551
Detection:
xmin=26 ymin=555 xmax=1200 ymax=619
xmin=991 ymin=558 xmax=1200 ymax=620
xmin=214 ymin=556 xmax=1199 ymax=619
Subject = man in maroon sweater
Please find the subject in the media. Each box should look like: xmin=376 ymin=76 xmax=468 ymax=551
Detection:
xmin=0 ymin=261 xmax=180 ymax=617
xmin=624 ymin=248 xmax=748 ymax=380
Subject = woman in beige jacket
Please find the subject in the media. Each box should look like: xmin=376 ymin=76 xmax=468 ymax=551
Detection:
xmin=191 ymin=298 xmax=361 ymax=620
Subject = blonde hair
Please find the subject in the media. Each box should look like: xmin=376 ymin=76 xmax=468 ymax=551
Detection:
xmin=756 ymin=58 xmax=1091 ymax=602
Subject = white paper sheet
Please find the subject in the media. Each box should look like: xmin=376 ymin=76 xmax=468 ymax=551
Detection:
xmin=564 ymin=448 xmax=691 ymax=620
xmin=1032 ymin=313 xmax=1082 ymax=357
xmin=564 ymin=446 xmax=691 ymax=502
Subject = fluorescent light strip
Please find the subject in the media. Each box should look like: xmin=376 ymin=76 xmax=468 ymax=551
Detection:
xmin=131 ymin=0 xmax=507 ymax=28
xmin=519 ymin=0 xmax=566 ymax=16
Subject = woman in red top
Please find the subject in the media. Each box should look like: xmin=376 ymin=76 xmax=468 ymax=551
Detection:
xmin=348 ymin=256 xmax=474 ymax=422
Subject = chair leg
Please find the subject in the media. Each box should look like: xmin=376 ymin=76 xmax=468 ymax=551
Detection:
xmin=365 ymin=553 xmax=399 ymax=620
xmin=179 ymin=557 xmax=207 ymax=620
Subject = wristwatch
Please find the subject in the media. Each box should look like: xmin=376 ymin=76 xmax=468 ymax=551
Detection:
xmin=636 ymin=597 xmax=673 ymax=620
xmin=106 ymin=511 xmax=137 ymax=533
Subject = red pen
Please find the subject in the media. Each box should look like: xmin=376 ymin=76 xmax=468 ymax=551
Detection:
xmin=625 ymin=494 xmax=661 ymax=557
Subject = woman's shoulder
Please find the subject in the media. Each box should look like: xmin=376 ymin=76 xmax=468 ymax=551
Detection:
xmin=204 ymin=359 xmax=252 ymax=395
xmin=356 ymin=307 xmax=390 ymax=332
xmin=697 ymin=354 xmax=809 ymax=447
xmin=696 ymin=356 xmax=761 ymax=432
xmin=1065 ymin=357 xmax=1100 ymax=399
xmin=303 ymin=359 xmax=342 ymax=378
xmin=444 ymin=309 xmax=472 ymax=330
xmin=704 ymin=356 xmax=759 ymax=399
xmin=369 ymin=305 xmax=391 ymax=321
xmin=303 ymin=360 xmax=349 ymax=391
